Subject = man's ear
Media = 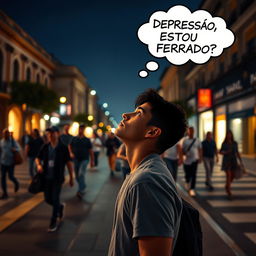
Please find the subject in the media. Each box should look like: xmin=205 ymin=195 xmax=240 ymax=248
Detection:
xmin=145 ymin=127 xmax=161 ymax=138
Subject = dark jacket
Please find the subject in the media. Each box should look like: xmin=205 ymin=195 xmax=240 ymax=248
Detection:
xmin=37 ymin=141 xmax=71 ymax=184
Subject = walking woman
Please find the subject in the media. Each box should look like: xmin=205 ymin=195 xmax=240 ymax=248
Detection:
xmin=0 ymin=128 xmax=20 ymax=199
xmin=220 ymin=130 xmax=243 ymax=198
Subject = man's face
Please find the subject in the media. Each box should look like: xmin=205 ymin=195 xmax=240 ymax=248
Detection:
xmin=3 ymin=130 xmax=10 ymax=139
xmin=78 ymin=127 xmax=85 ymax=136
xmin=64 ymin=125 xmax=70 ymax=134
xmin=115 ymin=102 xmax=153 ymax=142
xmin=188 ymin=127 xmax=194 ymax=137
xmin=46 ymin=131 xmax=59 ymax=142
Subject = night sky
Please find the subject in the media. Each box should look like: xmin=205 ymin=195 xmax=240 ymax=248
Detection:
xmin=1 ymin=0 xmax=201 ymax=123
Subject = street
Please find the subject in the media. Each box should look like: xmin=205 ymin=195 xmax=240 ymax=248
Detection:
xmin=0 ymin=153 xmax=255 ymax=256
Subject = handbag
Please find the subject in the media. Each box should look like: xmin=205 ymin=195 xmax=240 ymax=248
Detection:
xmin=234 ymin=164 xmax=244 ymax=179
xmin=12 ymin=139 xmax=23 ymax=165
xmin=28 ymin=173 xmax=44 ymax=194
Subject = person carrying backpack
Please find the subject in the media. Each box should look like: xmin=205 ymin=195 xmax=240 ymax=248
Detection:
xmin=108 ymin=89 xmax=188 ymax=256
xmin=182 ymin=127 xmax=202 ymax=197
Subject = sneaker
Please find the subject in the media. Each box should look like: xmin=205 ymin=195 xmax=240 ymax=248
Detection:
xmin=184 ymin=183 xmax=190 ymax=191
xmin=59 ymin=203 xmax=66 ymax=221
xmin=189 ymin=189 xmax=196 ymax=197
xmin=14 ymin=182 xmax=20 ymax=193
xmin=76 ymin=191 xmax=83 ymax=199
xmin=48 ymin=219 xmax=58 ymax=232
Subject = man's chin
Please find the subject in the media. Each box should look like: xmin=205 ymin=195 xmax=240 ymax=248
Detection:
xmin=115 ymin=127 xmax=125 ymax=139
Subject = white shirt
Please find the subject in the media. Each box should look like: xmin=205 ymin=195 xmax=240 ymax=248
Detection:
xmin=90 ymin=138 xmax=102 ymax=152
xmin=182 ymin=137 xmax=201 ymax=165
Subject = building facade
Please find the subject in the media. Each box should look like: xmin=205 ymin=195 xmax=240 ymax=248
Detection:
xmin=0 ymin=11 xmax=55 ymax=140
xmin=160 ymin=0 xmax=256 ymax=157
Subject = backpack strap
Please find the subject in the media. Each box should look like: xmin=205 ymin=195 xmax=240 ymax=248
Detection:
xmin=185 ymin=138 xmax=196 ymax=154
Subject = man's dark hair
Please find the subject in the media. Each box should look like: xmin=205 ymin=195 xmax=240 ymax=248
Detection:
xmin=135 ymin=89 xmax=187 ymax=154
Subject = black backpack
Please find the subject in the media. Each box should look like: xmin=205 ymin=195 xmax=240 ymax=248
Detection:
xmin=173 ymin=199 xmax=203 ymax=256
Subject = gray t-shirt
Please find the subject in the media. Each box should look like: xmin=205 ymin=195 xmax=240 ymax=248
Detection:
xmin=108 ymin=154 xmax=182 ymax=256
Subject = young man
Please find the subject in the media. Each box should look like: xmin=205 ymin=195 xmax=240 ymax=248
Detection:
xmin=60 ymin=124 xmax=73 ymax=146
xmin=108 ymin=89 xmax=187 ymax=256
xmin=202 ymin=131 xmax=218 ymax=190
xmin=35 ymin=126 xmax=74 ymax=232
xmin=182 ymin=126 xmax=202 ymax=197
xmin=69 ymin=124 xmax=94 ymax=198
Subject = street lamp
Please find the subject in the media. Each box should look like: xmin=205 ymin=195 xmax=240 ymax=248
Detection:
xmin=59 ymin=96 xmax=67 ymax=103
xmin=44 ymin=114 xmax=50 ymax=121
xmin=103 ymin=103 xmax=108 ymax=108
xmin=88 ymin=115 xmax=94 ymax=121
xmin=105 ymin=111 xmax=110 ymax=116
xmin=90 ymin=90 xmax=96 ymax=96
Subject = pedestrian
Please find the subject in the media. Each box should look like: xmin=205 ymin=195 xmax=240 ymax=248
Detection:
xmin=182 ymin=126 xmax=202 ymax=197
xmin=220 ymin=130 xmax=244 ymax=198
xmin=0 ymin=128 xmax=20 ymax=199
xmin=116 ymin=143 xmax=130 ymax=180
xmin=60 ymin=124 xmax=73 ymax=146
xmin=90 ymin=131 xmax=102 ymax=167
xmin=162 ymin=142 xmax=183 ymax=181
xmin=25 ymin=129 xmax=44 ymax=179
xmin=35 ymin=126 xmax=74 ymax=232
xmin=21 ymin=131 xmax=31 ymax=150
xmin=105 ymin=132 xmax=121 ymax=176
xmin=108 ymin=89 xmax=187 ymax=256
xmin=202 ymin=131 xmax=219 ymax=191
xmin=69 ymin=124 xmax=94 ymax=199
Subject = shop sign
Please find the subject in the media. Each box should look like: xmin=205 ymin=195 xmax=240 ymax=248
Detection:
xmin=226 ymin=80 xmax=242 ymax=95
xmin=198 ymin=89 xmax=212 ymax=110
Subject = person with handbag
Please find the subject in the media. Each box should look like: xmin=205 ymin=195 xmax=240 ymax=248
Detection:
xmin=182 ymin=126 xmax=202 ymax=197
xmin=220 ymin=130 xmax=244 ymax=199
xmin=0 ymin=128 xmax=20 ymax=199
xmin=35 ymin=126 xmax=74 ymax=232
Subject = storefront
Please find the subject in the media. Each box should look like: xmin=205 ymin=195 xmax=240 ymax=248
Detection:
xmin=213 ymin=58 xmax=256 ymax=156
xmin=8 ymin=105 xmax=22 ymax=140
xmin=215 ymin=105 xmax=227 ymax=149
xmin=199 ymin=110 xmax=213 ymax=141
xmin=228 ymin=95 xmax=256 ymax=155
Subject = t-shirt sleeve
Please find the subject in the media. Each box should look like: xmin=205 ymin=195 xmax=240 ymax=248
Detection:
xmin=64 ymin=146 xmax=71 ymax=163
xmin=128 ymin=182 xmax=178 ymax=239
xmin=88 ymin=139 xmax=92 ymax=149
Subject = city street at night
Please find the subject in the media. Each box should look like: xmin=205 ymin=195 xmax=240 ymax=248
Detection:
xmin=0 ymin=153 xmax=255 ymax=256
xmin=0 ymin=0 xmax=256 ymax=255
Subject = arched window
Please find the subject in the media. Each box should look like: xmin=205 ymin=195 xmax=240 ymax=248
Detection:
xmin=36 ymin=73 xmax=40 ymax=84
xmin=13 ymin=59 xmax=19 ymax=81
xmin=26 ymin=67 xmax=31 ymax=82
xmin=0 ymin=50 xmax=3 ymax=84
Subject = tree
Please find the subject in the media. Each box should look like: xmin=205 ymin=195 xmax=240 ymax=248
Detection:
xmin=10 ymin=81 xmax=58 ymax=113
xmin=73 ymin=113 xmax=93 ymax=126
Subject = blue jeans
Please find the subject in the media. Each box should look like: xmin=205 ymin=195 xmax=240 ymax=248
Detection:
xmin=28 ymin=157 xmax=37 ymax=178
xmin=1 ymin=164 xmax=19 ymax=195
xmin=74 ymin=159 xmax=89 ymax=193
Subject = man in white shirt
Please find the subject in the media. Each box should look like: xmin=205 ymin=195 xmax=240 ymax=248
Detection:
xmin=182 ymin=127 xmax=202 ymax=197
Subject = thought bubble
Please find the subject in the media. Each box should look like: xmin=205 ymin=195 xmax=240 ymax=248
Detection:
xmin=139 ymin=70 xmax=148 ymax=78
xmin=146 ymin=61 xmax=159 ymax=71
xmin=138 ymin=5 xmax=235 ymax=65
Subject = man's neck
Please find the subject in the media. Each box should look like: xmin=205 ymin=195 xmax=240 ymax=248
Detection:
xmin=125 ymin=142 xmax=156 ymax=173
xmin=50 ymin=139 xmax=58 ymax=148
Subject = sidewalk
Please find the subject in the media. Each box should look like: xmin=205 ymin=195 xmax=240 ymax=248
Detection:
xmin=0 ymin=155 xmax=241 ymax=256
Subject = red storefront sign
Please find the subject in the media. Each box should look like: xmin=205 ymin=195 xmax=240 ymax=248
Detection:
xmin=198 ymin=89 xmax=212 ymax=110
